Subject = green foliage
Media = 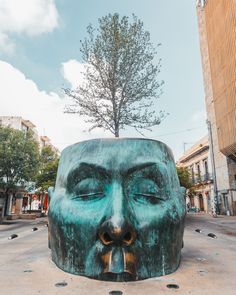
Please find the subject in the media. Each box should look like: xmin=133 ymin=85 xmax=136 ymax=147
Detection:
xmin=0 ymin=126 xmax=40 ymax=191
xmin=65 ymin=13 xmax=166 ymax=137
xmin=176 ymin=167 xmax=192 ymax=189
xmin=35 ymin=145 xmax=59 ymax=192
xmin=40 ymin=145 xmax=58 ymax=167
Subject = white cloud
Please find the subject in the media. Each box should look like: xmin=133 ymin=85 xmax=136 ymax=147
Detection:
xmin=0 ymin=32 xmax=15 ymax=54
xmin=61 ymin=59 xmax=86 ymax=89
xmin=0 ymin=60 xmax=110 ymax=152
xmin=0 ymin=0 xmax=59 ymax=53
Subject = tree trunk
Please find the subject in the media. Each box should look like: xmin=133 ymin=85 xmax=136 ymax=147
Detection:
xmin=115 ymin=128 xmax=119 ymax=137
xmin=3 ymin=189 xmax=9 ymax=217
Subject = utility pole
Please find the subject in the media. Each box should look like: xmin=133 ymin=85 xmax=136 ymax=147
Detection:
xmin=207 ymin=119 xmax=219 ymax=217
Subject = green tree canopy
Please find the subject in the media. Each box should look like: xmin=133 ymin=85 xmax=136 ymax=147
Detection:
xmin=0 ymin=126 xmax=40 ymax=191
xmin=65 ymin=13 xmax=166 ymax=137
xmin=35 ymin=145 xmax=59 ymax=192
xmin=176 ymin=166 xmax=192 ymax=189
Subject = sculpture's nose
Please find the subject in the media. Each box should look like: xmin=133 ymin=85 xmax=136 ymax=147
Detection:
xmin=99 ymin=218 xmax=137 ymax=246
xmin=98 ymin=181 xmax=136 ymax=246
xmin=99 ymin=181 xmax=137 ymax=278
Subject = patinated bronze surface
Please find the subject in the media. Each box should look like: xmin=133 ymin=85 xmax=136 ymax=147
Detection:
xmin=48 ymin=138 xmax=185 ymax=281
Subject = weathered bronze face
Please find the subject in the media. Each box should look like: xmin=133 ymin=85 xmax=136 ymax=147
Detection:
xmin=48 ymin=138 xmax=185 ymax=281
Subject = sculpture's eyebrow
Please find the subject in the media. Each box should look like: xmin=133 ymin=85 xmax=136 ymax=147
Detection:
xmin=123 ymin=162 xmax=169 ymax=187
xmin=67 ymin=162 xmax=111 ymax=191
xmin=67 ymin=162 xmax=165 ymax=188
xmin=69 ymin=162 xmax=111 ymax=179
xmin=124 ymin=162 xmax=159 ymax=176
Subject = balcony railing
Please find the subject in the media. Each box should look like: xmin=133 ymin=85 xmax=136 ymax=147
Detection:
xmin=191 ymin=173 xmax=213 ymax=185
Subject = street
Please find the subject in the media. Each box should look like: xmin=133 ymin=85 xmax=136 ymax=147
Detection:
xmin=0 ymin=213 xmax=236 ymax=295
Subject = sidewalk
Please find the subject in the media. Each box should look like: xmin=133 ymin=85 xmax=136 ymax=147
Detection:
xmin=0 ymin=213 xmax=235 ymax=295
xmin=0 ymin=217 xmax=48 ymax=240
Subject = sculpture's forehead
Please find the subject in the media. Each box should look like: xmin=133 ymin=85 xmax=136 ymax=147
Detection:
xmin=65 ymin=139 xmax=172 ymax=166
xmin=56 ymin=139 xmax=175 ymax=187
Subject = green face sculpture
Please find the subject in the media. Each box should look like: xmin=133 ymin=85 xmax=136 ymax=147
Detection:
xmin=48 ymin=138 xmax=185 ymax=281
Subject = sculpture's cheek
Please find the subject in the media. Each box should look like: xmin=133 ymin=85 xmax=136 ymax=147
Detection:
xmin=127 ymin=203 xmax=184 ymax=279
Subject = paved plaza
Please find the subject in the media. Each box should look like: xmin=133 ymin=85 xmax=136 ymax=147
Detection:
xmin=0 ymin=213 xmax=236 ymax=295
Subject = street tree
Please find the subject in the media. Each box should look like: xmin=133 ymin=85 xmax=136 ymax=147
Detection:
xmin=0 ymin=126 xmax=40 ymax=214
xmin=65 ymin=13 xmax=166 ymax=137
xmin=35 ymin=145 xmax=59 ymax=192
xmin=176 ymin=166 xmax=192 ymax=189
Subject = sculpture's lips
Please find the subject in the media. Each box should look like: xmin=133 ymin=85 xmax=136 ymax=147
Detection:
xmin=101 ymin=247 xmax=137 ymax=280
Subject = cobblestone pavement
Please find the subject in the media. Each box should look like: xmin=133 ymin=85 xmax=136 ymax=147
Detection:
xmin=0 ymin=213 xmax=236 ymax=295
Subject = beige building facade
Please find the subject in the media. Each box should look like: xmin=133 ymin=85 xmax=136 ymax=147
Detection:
xmin=0 ymin=116 xmax=39 ymax=140
xmin=40 ymin=135 xmax=59 ymax=154
xmin=177 ymin=136 xmax=214 ymax=214
xmin=196 ymin=0 xmax=236 ymax=215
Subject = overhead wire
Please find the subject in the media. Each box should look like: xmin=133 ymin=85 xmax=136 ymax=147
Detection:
xmin=51 ymin=125 xmax=207 ymax=145
xmin=155 ymin=125 xmax=206 ymax=137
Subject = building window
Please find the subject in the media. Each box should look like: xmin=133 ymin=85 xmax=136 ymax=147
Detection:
xmin=196 ymin=163 xmax=201 ymax=182
xmin=233 ymin=175 xmax=236 ymax=190
xmin=191 ymin=166 xmax=195 ymax=184
xmin=197 ymin=164 xmax=200 ymax=175
xmin=204 ymin=160 xmax=209 ymax=180
xmin=21 ymin=124 xmax=28 ymax=132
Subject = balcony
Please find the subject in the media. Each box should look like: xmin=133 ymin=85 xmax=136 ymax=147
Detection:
xmin=191 ymin=173 xmax=213 ymax=185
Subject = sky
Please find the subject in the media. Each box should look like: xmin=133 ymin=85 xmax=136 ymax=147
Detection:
xmin=0 ymin=0 xmax=207 ymax=160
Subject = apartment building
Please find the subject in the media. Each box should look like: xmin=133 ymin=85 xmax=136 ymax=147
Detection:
xmin=0 ymin=116 xmax=39 ymax=140
xmin=40 ymin=135 xmax=59 ymax=154
xmin=196 ymin=0 xmax=236 ymax=215
xmin=177 ymin=136 xmax=214 ymax=214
